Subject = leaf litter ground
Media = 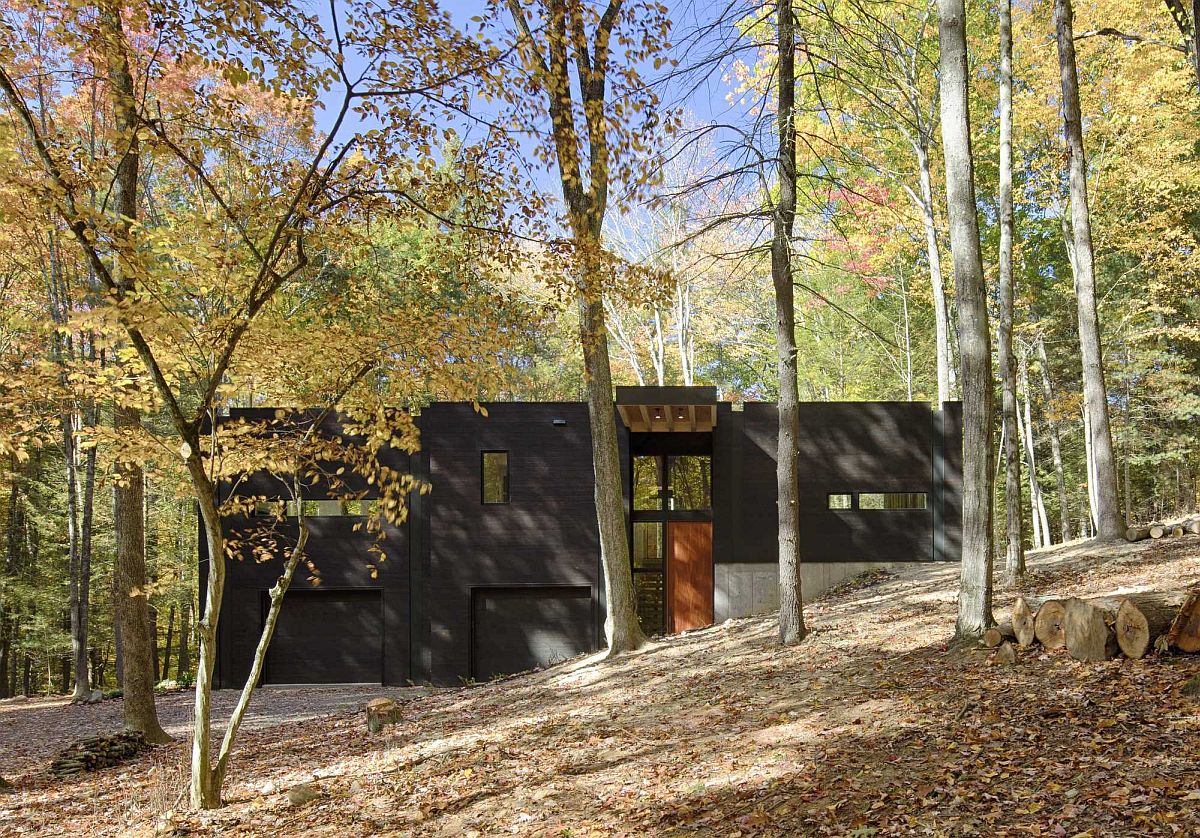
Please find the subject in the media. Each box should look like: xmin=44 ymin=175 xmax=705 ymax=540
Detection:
xmin=2 ymin=535 xmax=1199 ymax=836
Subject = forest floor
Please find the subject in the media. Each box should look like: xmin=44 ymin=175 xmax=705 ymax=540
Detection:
xmin=3 ymin=533 xmax=1200 ymax=837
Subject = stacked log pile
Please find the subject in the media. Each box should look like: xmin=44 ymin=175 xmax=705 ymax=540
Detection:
xmin=1125 ymin=516 xmax=1200 ymax=542
xmin=985 ymin=591 xmax=1200 ymax=661
xmin=50 ymin=731 xmax=148 ymax=778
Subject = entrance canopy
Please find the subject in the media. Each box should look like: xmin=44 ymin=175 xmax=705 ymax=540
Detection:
xmin=616 ymin=386 xmax=718 ymax=433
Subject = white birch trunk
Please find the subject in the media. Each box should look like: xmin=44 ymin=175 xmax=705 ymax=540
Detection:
xmin=1054 ymin=0 xmax=1125 ymax=540
xmin=938 ymin=0 xmax=995 ymax=640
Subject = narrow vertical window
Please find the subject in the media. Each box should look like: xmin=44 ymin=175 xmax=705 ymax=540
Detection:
xmin=482 ymin=451 xmax=509 ymax=504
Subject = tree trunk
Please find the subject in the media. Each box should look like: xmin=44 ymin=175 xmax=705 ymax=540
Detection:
xmin=113 ymin=616 xmax=124 ymax=689
xmin=210 ymin=514 xmax=310 ymax=794
xmin=578 ymin=292 xmax=645 ymax=655
xmin=1063 ymin=597 xmax=1119 ymax=661
xmin=0 ymin=621 xmax=9 ymax=700
xmin=773 ymin=0 xmax=807 ymax=646
xmin=63 ymin=411 xmax=90 ymax=702
xmin=1054 ymin=0 xmax=1124 ymax=541
xmin=1018 ymin=353 xmax=1052 ymax=548
xmin=504 ymin=0 xmax=645 ymax=658
xmin=996 ymin=0 xmax=1024 ymax=578
xmin=191 ymin=473 xmax=224 ymax=809
xmin=112 ymin=418 xmax=168 ymax=742
xmin=938 ymin=0 xmax=995 ymax=640
xmin=149 ymin=599 xmax=159 ymax=683
xmin=176 ymin=601 xmax=191 ymax=681
xmin=1035 ymin=337 xmax=1072 ymax=542
xmin=78 ymin=421 xmax=96 ymax=696
xmin=101 ymin=2 xmax=168 ymax=743
xmin=1115 ymin=595 xmax=1175 ymax=659
xmin=914 ymin=141 xmax=955 ymax=405
xmin=162 ymin=603 xmax=175 ymax=681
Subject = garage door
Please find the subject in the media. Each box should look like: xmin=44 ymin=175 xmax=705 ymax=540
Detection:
xmin=471 ymin=586 xmax=594 ymax=681
xmin=265 ymin=590 xmax=382 ymax=684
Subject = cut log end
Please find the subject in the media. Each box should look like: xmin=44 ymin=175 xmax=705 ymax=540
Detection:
xmin=1034 ymin=599 xmax=1067 ymax=649
xmin=1126 ymin=525 xmax=1151 ymax=542
xmin=1011 ymin=596 xmax=1037 ymax=647
xmin=990 ymin=641 xmax=1017 ymax=666
xmin=982 ymin=623 xmax=1016 ymax=649
xmin=1167 ymin=585 xmax=1200 ymax=654
xmin=366 ymin=697 xmax=404 ymax=734
xmin=1116 ymin=596 xmax=1176 ymax=659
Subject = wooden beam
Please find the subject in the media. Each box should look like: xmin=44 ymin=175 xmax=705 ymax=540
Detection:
xmin=637 ymin=404 xmax=651 ymax=432
xmin=687 ymin=404 xmax=696 ymax=432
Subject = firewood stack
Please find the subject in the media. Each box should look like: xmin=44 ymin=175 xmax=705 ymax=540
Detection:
xmin=50 ymin=731 xmax=148 ymax=778
xmin=1125 ymin=517 xmax=1200 ymax=542
xmin=983 ymin=591 xmax=1200 ymax=662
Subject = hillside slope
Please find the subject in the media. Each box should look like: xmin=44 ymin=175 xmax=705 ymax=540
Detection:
xmin=5 ymin=534 xmax=1200 ymax=837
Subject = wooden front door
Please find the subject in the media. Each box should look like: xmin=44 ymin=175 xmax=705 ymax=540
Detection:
xmin=667 ymin=521 xmax=713 ymax=632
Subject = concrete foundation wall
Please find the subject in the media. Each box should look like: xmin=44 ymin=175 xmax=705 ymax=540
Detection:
xmin=713 ymin=561 xmax=899 ymax=621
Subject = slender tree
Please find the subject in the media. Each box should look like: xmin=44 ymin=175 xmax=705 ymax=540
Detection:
xmin=1033 ymin=336 xmax=1071 ymax=542
xmin=937 ymin=0 xmax=994 ymax=639
xmin=997 ymin=0 xmax=1024 ymax=578
xmin=99 ymin=3 xmax=169 ymax=742
xmin=500 ymin=0 xmax=675 ymax=654
xmin=772 ymin=0 xmax=807 ymax=645
xmin=1054 ymin=0 xmax=1125 ymax=540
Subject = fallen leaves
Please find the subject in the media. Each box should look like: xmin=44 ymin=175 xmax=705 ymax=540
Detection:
xmin=2 ymin=537 xmax=1200 ymax=836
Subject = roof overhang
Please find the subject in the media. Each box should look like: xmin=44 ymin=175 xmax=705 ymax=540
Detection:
xmin=615 ymin=386 xmax=717 ymax=433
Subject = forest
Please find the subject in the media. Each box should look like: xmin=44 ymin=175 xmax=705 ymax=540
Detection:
xmin=0 ymin=0 xmax=1198 ymax=833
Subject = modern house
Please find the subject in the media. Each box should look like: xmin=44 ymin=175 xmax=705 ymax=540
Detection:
xmin=204 ymin=387 xmax=962 ymax=687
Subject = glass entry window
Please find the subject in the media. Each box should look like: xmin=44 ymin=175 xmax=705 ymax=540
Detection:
xmin=630 ymin=454 xmax=712 ymax=635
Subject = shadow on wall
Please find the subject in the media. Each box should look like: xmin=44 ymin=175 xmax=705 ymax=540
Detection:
xmin=738 ymin=402 xmax=953 ymax=565
xmin=422 ymin=403 xmax=604 ymax=682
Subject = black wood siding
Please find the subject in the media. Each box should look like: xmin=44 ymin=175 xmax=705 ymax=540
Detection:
xmin=717 ymin=401 xmax=963 ymax=564
xmin=212 ymin=514 xmax=409 ymax=688
xmin=205 ymin=398 xmax=962 ymax=688
xmin=206 ymin=408 xmax=411 ymax=689
xmin=265 ymin=589 xmax=383 ymax=684
xmin=470 ymin=586 xmax=592 ymax=680
xmin=419 ymin=403 xmax=603 ymax=684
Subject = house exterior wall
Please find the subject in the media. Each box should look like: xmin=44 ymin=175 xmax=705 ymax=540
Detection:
xmin=417 ymin=402 xmax=608 ymax=683
xmin=206 ymin=410 xmax=410 ymax=689
xmin=713 ymin=561 xmax=899 ymax=622
xmin=205 ymin=398 xmax=962 ymax=687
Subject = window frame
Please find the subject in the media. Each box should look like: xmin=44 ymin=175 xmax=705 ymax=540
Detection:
xmin=480 ymin=450 xmax=511 ymax=505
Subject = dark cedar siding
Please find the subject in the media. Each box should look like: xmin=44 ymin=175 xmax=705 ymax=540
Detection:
xmin=205 ymin=407 xmax=411 ymax=688
xmin=204 ymin=398 xmax=963 ymax=688
xmin=936 ymin=401 xmax=965 ymax=563
xmin=211 ymin=513 xmax=410 ymax=688
xmin=714 ymin=402 xmax=963 ymax=565
xmin=418 ymin=403 xmax=605 ymax=685
xmin=471 ymin=586 xmax=593 ymax=680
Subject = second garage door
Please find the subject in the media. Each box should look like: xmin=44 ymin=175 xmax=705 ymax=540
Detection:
xmin=265 ymin=589 xmax=382 ymax=684
xmin=471 ymin=586 xmax=594 ymax=680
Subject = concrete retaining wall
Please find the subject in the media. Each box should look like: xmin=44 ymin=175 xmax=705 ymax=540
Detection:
xmin=713 ymin=561 xmax=900 ymax=621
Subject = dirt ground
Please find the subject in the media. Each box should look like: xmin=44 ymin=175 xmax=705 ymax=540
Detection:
xmin=0 ymin=685 xmax=397 ymax=779
xmin=2 ymin=535 xmax=1200 ymax=836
